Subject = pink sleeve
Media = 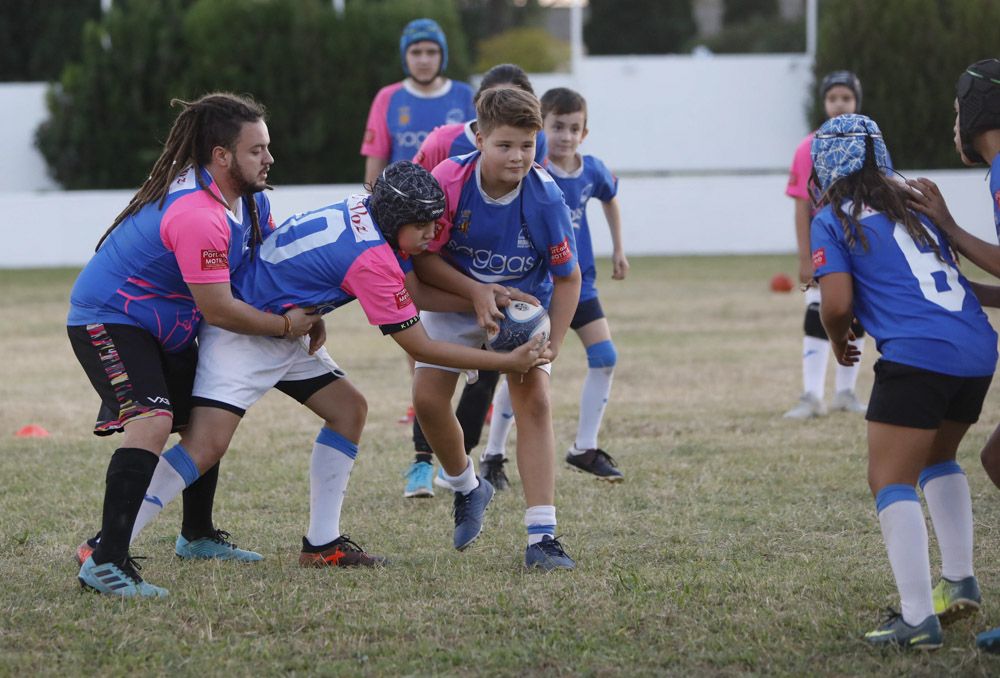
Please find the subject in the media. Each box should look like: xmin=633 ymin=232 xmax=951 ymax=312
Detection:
xmin=340 ymin=246 xmax=417 ymax=326
xmin=427 ymin=160 xmax=468 ymax=253
xmin=161 ymin=199 xmax=232 ymax=284
xmin=413 ymin=124 xmax=461 ymax=170
xmin=785 ymin=134 xmax=814 ymax=200
xmin=360 ymin=84 xmax=399 ymax=159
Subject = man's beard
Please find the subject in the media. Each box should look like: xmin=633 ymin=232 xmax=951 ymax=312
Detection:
xmin=229 ymin=161 xmax=271 ymax=195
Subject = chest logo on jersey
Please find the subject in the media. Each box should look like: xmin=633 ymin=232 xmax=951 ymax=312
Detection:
xmin=398 ymin=106 xmax=411 ymax=126
xmin=394 ymin=288 xmax=412 ymax=309
xmin=456 ymin=210 xmax=472 ymax=235
xmin=812 ymin=247 xmax=826 ymax=268
xmin=517 ymin=228 xmax=531 ymax=248
xmin=549 ymin=238 xmax=572 ymax=266
xmin=201 ymin=249 xmax=228 ymax=270
xmin=445 ymin=107 xmax=465 ymax=124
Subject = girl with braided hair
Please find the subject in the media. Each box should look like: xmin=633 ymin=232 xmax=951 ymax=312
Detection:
xmin=810 ymin=114 xmax=997 ymax=649
xmin=71 ymin=92 xmax=317 ymax=597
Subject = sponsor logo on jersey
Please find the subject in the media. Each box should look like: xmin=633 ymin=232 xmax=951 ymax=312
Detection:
xmin=398 ymin=106 xmax=411 ymax=126
xmin=394 ymin=288 xmax=413 ymax=309
xmin=267 ymin=212 xmax=276 ymax=231
xmin=446 ymin=242 xmax=537 ymax=278
xmin=456 ymin=210 xmax=471 ymax=234
xmin=364 ymin=129 xmax=375 ymax=144
xmin=445 ymin=107 xmax=465 ymax=124
xmin=788 ymin=171 xmax=798 ymax=187
xmin=395 ymin=130 xmax=430 ymax=149
xmin=812 ymin=247 xmax=826 ymax=268
xmin=549 ymin=238 xmax=572 ymax=266
xmin=517 ymin=227 xmax=531 ymax=248
xmin=201 ymin=249 xmax=229 ymax=270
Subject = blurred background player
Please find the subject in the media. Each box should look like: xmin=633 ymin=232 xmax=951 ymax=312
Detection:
xmin=783 ymin=71 xmax=868 ymax=419
xmin=70 ymin=93 xmax=316 ymax=597
xmin=403 ymin=63 xmax=549 ymax=498
xmin=811 ymin=114 xmax=996 ymax=649
xmin=483 ymin=87 xmax=627 ymax=483
xmin=906 ymin=57 xmax=1000 ymax=652
xmin=360 ymin=17 xmax=476 ymax=432
xmin=412 ymin=87 xmax=581 ymax=570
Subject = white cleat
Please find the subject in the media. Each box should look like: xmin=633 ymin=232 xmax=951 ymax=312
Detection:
xmin=829 ymin=389 xmax=867 ymax=413
xmin=782 ymin=392 xmax=827 ymax=419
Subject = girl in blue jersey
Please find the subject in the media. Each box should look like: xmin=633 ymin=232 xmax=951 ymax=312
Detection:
xmin=906 ymin=57 xmax=1000 ymax=652
xmin=811 ymin=114 xmax=997 ymax=650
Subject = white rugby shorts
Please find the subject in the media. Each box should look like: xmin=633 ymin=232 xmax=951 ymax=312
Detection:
xmin=193 ymin=324 xmax=345 ymax=410
xmin=414 ymin=310 xmax=551 ymax=375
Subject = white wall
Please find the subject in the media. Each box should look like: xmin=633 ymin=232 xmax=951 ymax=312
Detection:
xmin=2 ymin=169 xmax=994 ymax=268
xmin=0 ymin=83 xmax=58 ymax=192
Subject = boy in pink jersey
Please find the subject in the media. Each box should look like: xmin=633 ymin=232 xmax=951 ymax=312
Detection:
xmin=412 ymin=88 xmax=581 ymax=570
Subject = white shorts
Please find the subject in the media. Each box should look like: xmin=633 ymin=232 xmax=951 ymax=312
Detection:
xmin=414 ymin=310 xmax=551 ymax=375
xmin=193 ymin=324 xmax=345 ymax=411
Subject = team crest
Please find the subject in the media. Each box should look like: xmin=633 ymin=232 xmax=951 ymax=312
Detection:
xmin=456 ymin=210 xmax=472 ymax=234
xmin=445 ymin=107 xmax=465 ymax=124
xmin=398 ymin=106 xmax=411 ymax=126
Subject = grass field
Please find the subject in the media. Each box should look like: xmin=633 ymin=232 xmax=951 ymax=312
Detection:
xmin=4 ymin=256 xmax=1000 ymax=676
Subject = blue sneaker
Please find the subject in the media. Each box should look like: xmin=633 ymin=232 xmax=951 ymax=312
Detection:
xmin=524 ymin=535 xmax=576 ymax=571
xmin=403 ymin=461 xmax=435 ymax=498
xmin=452 ymin=477 xmax=494 ymax=550
xmin=78 ymin=555 xmax=168 ymax=598
xmin=932 ymin=576 xmax=981 ymax=624
xmin=977 ymin=626 xmax=1000 ymax=652
xmin=863 ymin=609 xmax=942 ymax=650
xmin=175 ymin=530 xmax=263 ymax=561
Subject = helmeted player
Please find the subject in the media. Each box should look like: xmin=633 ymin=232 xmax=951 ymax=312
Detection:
xmin=810 ymin=114 xmax=997 ymax=649
xmin=412 ymin=87 xmax=582 ymax=571
xmin=74 ymin=161 xmax=549 ymax=573
xmin=70 ymin=92 xmax=317 ymax=598
xmin=906 ymin=57 xmax=1000 ymax=652
xmin=360 ymin=18 xmax=475 ymax=185
xmin=483 ymin=87 xmax=627 ymax=484
xmin=403 ymin=62 xmax=550 ymax=498
xmin=783 ymin=71 xmax=868 ymax=419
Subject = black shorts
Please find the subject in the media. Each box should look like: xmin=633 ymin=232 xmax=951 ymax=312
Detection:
xmin=866 ymin=359 xmax=993 ymax=430
xmin=190 ymin=372 xmax=340 ymax=418
xmin=68 ymin=323 xmax=197 ymax=436
xmin=570 ymin=296 xmax=605 ymax=330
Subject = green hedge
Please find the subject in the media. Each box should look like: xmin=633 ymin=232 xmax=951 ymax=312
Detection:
xmin=812 ymin=0 xmax=1000 ymax=168
xmin=36 ymin=0 xmax=469 ymax=189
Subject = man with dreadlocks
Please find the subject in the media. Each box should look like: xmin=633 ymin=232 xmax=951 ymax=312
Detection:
xmin=69 ymin=92 xmax=317 ymax=598
xmin=906 ymin=57 xmax=1000 ymax=652
xmin=810 ymin=113 xmax=997 ymax=649
xmin=76 ymin=160 xmax=548 ymax=572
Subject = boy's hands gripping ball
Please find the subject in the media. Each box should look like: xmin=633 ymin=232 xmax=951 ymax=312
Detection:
xmin=770 ymin=273 xmax=794 ymax=293
xmin=487 ymin=300 xmax=551 ymax=352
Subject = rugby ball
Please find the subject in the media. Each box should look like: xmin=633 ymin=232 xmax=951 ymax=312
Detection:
xmin=487 ymin=301 xmax=550 ymax=352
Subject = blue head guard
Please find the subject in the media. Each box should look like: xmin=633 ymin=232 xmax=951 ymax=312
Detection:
xmin=811 ymin=114 xmax=889 ymax=192
xmin=400 ymin=18 xmax=448 ymax=77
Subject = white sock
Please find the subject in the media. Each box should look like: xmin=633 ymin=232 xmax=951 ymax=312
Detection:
xmin=525 ymin=505 xmax=556 ymax=545
xmin=443 ymin=457 xmax=478 ymax=495
xmin=131 ymin=444 xmax=199 ymax=543
xmin=921 ymin=464 xmax=974 ymax=581
xmin=576 ymin=366 xmax=614 ymax=451
xmin=802 ymin=336 xmax=830 ymax=399
xmin=834 ymin=336 xmax=864 ymax=393
xmin=483 ymin=379 xmax=514 ymax=460
xmin=306 ymin=428 xmax=357 ymax=548
xmin=878 ymin=492 xmax=934 ymax=625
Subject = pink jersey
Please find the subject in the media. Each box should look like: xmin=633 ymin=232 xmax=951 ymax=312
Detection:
xmin=413 ymin=122 xmax=468 ymax=171
xmin=786 ymin=133 xmax=815 ymax=202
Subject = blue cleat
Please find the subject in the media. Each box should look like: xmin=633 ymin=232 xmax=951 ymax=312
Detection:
xmin=403 ymin=461 xmax=435 ymax=498
xmin=863 ymin=609 xmax=942 ymax=650
xmin=977 ymin=626 xmax=1000 ymax=653
xmin=524 ymin=535 xmax=576 ymax=571
xmin=78 ymin=555 xmax=168 ymax=598
xmin=175 ymin=530 xmax=263 ymax=561
xmin=932 ymin=575 xmax=981 ymax=624
xmin=452 ymin=477 xmax=494 ymax=550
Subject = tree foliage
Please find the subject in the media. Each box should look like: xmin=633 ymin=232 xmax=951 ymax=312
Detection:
xmin=473 ymin=27 xmax=570 ymax=73
xmin=35 ymin=0 xmax=468 ymax=188
xmin=813 ymin=0 xmax=1000 ymax=168
xmin=0 ymin=0 xmax=102 ymax=81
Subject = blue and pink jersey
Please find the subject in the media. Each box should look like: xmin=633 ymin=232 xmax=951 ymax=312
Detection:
xmin=414 ymin=120 xmax=547 ymax=172
xmin=428 ymin=152 xmax=577 ymax=309
xmin=543 ymin=154 xmax=617 ymax=302
xmin=811 ymin=203 xmax=997 ymax=377
xmin=68 ymin=166 xmax=272 ymax=352
xmin=361 ymin=80 xmax=475 ymax=165
xmin=233 ymin=194 xmax=418 ymax=334
xmin=990 ymin=152 xmax=1000 ymax=240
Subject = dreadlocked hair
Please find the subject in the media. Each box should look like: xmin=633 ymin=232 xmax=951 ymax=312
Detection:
xmin=96 ymin=92 xmax=267 ymax=252
xmin=814 ymin=137 xmax=953 ymax=265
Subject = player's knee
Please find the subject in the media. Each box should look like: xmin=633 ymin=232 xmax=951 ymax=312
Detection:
xmin=586 ymin=340 xmax=617 ymax=369
xmin=803 ymin=304 xmax=828 ymax=340
xmin=514 ymin=386 xmax=550 ymax=420
xmin=328 ymin=390 xmax=367 ymax=437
